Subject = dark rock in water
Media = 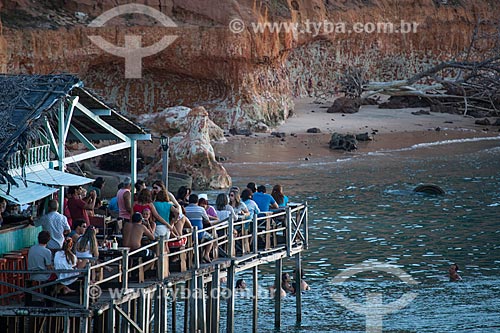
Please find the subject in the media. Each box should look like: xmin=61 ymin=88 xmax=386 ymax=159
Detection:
xmin=271 ymin=132 xmax=286 ymax=138
xmin=329 ymin=133 xmax=358 ymax=151
xmin=327 ymin=97 xmax=360 ymax=114
xmin=493 ymin=118 xmax=500 ymax=126
xmin=411 ymin=109 xmax=431 ymax=115
xmin=475 ymin=118 xmax=491 ymax=125
xmin=414 ymin=184 xmax=445 ymax=195
xmin=307 ymin=127 xmax=321 ymax=133
xmin=380 ymin=96 xmax=430 ymax=109
xmin=430 ymin=104 xmax=459 ymax=114
xmin=435 ymin=127 xmax=441 ymax=131
xmin=356 ymin=132 xmax=373 ymax=141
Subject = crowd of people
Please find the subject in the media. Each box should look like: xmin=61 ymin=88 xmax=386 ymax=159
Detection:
xmin=22 ymin=177 xmax=294 ymax=297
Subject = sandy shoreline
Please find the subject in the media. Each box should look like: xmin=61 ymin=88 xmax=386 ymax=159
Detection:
xmin=214 ymin=97 xmax=499 ymax=164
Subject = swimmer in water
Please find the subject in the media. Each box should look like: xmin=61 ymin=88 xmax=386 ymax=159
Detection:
xmin=449 ymin=263 xmax=462 ymax=282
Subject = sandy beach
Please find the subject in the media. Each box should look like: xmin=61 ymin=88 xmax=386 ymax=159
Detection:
xmin=214 ymin=97 xmax=499 ymax=164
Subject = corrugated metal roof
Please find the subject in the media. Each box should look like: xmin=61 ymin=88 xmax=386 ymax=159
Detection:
xmin=0 ymin=177 xmax=58 ymax=205
xmin=24 ymin=168 xmax=94 ymax=186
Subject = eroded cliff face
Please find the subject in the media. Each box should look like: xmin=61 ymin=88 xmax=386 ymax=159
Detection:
xmin=0 ymin=0 xmax=498 ymax=130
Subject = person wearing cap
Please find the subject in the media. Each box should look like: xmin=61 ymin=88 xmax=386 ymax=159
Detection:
xmin=117 ymin=177 xmax=133 ymax=223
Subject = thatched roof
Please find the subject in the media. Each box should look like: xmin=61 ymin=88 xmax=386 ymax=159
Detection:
xmin=0 ymin=74 xmax=146 ymax=188
xmin=0 ymin=74 xmax=80 ymax=186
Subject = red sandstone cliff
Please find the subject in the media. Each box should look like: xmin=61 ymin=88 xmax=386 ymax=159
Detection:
xmin=0 ymin=0 xmax=498 ymax=129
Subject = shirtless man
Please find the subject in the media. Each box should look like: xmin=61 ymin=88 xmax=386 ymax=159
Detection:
xmin=122 ymin=212 xmax=156 ymax=262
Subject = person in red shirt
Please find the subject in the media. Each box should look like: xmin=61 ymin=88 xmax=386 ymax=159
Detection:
xmin=67 ymin=186 xmax=97 ymax=224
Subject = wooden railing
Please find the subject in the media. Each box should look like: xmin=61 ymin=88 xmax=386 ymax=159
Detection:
xmin=0 ymin=203 xmax=308 ymax=310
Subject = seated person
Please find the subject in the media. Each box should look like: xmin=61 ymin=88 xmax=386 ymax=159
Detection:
xmin=75 ymin=225 xmax=99 ymax=269
xmin=68 ymin=219 xmax=87 ymax=247
xmin=28 ymin=230 xmax=54 ymax=279
xmin=28 ymin=231 xmax=56 ymax=293
xmin=122 ymin=212 xmax=156 ymax=262
xmin=253 ymin=185 xmax=279 ymax=212
xmin=184 ymin=194 xmax=213 ymax=263
xmin=54 ymin=238 xmax=79 ymax=295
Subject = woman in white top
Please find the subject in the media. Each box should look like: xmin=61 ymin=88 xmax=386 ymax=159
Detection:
xmin=75 ymin=225 xmax=99 ymax=268
xmin=229 ymin=189 xmax=249 ymax=221
xmin=214 ymin=193 xmax=236 ymax=221
xmin=54 ymin=238 xmax=78 ymax=294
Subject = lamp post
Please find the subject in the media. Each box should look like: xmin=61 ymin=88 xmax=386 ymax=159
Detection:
xmin=160 ymin=135 xmax=170 ymax=190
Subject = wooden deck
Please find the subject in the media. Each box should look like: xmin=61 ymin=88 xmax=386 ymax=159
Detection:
xmin=0 ymin=203 xmax=309 ymax=333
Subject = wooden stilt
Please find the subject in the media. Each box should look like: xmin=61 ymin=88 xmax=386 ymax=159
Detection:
xmin=189 ymin=274 xmax=198 ymax=332
xmin=154 ymin=285 xmax=162 ymax=333
xmin=211 ymin=265 xmax=220 ymax=333
xmin=206 ymin=280 xmax=213 ymax=332
xmin=108 ymin=300 xmax=116 ymax=333
xmin=197 ymin=275 xmax=206 ymax=332
xmin=295 ymin=252 xmax=302 ymax=323
xmin=183 ymin=281 xmax=189 ymax=333
xmin=226 ymin=261 xmax=235 ymax=333
xmin=275 ymin=258 xmax=282 ymax=329
xmin=171 ymin=284 xmax=177 ymax=332
xmin=252 ymin=265 xmax=258 ymax=333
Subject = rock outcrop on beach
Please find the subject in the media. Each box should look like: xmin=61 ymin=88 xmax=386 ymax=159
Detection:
xmin=135 ymin=106 xmax=226 ymax=143
xmin=0 ymin=0 xmax=498 ymax=130
xmin=167 ymin=106 xmax=231 ymax=189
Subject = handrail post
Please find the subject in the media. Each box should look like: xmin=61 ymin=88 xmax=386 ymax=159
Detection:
xmin=80 ymin=264 xmax=91 ymax=333
xmin=192 ymin=227 xmax=200 ymax=269
xmin=304 ymin=203 xmax=309 ymax=250
xmin=252 ymin=213 xmax=258 ymax=254
xmin=121 ymin=248 xmax=129 ymax=291
xmin=158 ymin=236 xmax=165 ymax=280
xmin=286 ymin=206 xmax=292 ymax=257
xmin=82 ymin=263 xmax=91 ymax=308
xmin=228 ymin=214 xmax=234 ymax=258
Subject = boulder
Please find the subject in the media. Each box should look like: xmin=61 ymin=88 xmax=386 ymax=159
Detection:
xmin=430 ymin=104 xmax=460 ymax=114
xmin=356 ymin=133 xmax=373 ymax=141
xmin=475 ymin=118 xmax=491 ymax=125
xmin=306 ymin=127 xmax=321 ymax=133
xmin=411 ymin=109 xmax=431 ymax=115
xmin=379 ymin=96 xmax=430 ymax=109
xmin=136 ymin=106 xmax=226 ymax=143
xmin=327 ymin=97 xmax=360 ymax=114
xmin=169 ymin=107 xmax=231 ymax=190
xmin=329 ymin=133 xmax=358 ymax=151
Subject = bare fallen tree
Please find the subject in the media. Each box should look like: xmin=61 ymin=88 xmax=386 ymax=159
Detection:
xmin=362 ymin=19 xmax=500 ymax=117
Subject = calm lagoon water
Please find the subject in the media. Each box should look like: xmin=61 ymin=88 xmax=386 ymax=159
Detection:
xmin=174 ymin=136 xmax=500 ymax=332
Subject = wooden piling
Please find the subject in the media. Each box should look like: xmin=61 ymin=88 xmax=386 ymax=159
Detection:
xmin=295 ymin=252 xmax=302 ymax=323
xmin=252 ymin=265 xmax=258 ymax=333
xmin=226 ymin=261 xmax=235 ymax=333
xmin=275 ymin=258 xmax=282 ymax=329
xmin=211 ymin=264 xmax=221 ymax=333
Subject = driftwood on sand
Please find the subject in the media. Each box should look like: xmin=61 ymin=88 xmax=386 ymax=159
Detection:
xmin=342 ymin=19 xmax=500 ymax=118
